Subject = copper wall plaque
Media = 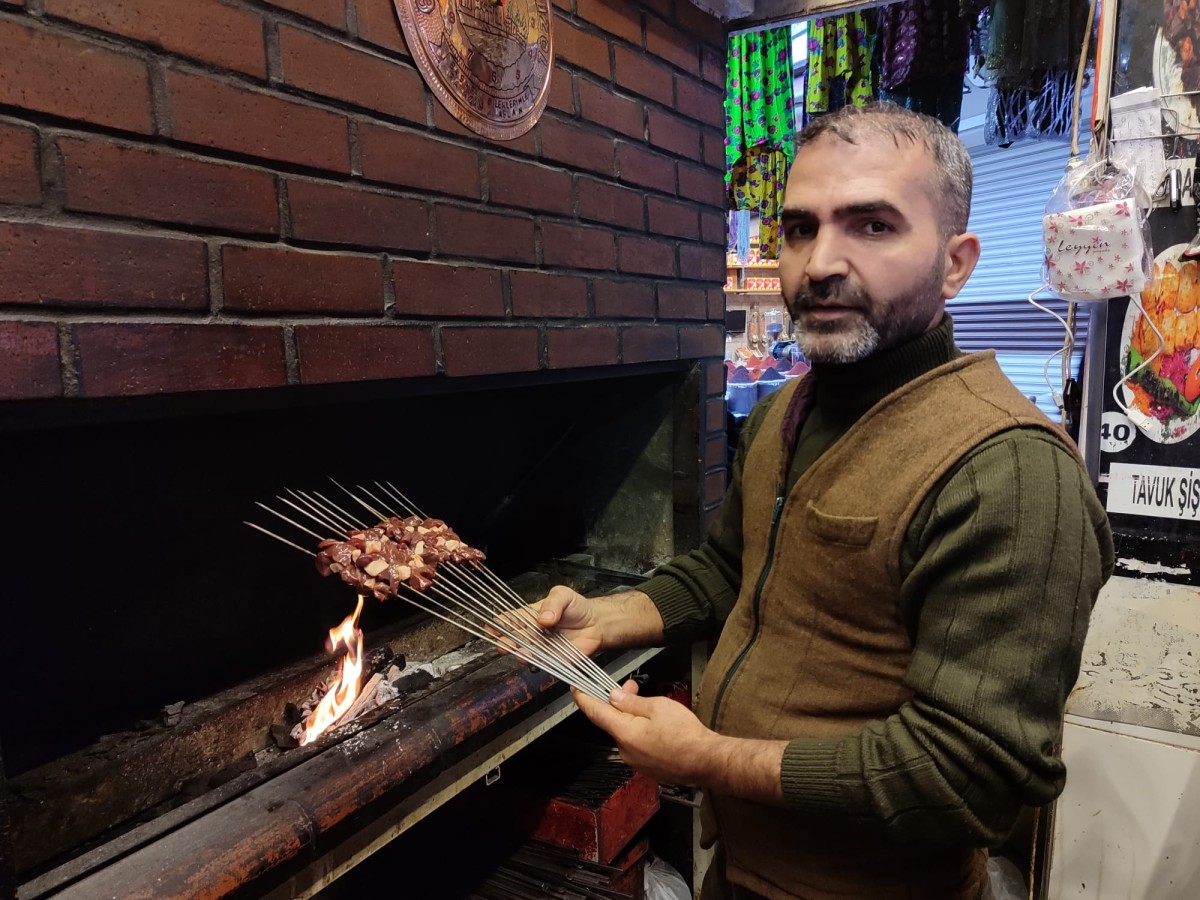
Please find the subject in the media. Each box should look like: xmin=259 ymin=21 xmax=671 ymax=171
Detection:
xmin=393 ymin=0 xmax=554 ymax=141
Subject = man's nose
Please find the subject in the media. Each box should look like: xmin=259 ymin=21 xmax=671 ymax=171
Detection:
xmin=804 ymin=230 xmax=849 ymax=282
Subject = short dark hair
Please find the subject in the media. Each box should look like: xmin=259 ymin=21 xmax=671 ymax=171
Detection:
xmin=796 ymin=102 xmax=973 ymax=237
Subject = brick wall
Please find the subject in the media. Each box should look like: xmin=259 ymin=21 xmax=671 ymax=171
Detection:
xmin=0 ymin=0 xmax=729 ymax=516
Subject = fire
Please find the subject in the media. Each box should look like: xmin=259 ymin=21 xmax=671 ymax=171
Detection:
xmin=300 ymin=595 xmax=365 ymax=746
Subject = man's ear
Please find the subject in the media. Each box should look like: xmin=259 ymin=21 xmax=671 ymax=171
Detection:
xmin=941 ymin=232 xmax=981 ymax=301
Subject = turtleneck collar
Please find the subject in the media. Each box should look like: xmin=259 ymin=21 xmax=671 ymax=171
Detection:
xmin=810 ymin=313 xmax=962 ymax=419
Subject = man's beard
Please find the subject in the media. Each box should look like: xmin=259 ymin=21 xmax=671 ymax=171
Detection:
xmin=788 ymin=262 xmax=946 ymax=364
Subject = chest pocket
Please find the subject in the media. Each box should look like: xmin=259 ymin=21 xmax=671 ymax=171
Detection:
xmin=804 ymin=501 xmax=878 ymax=547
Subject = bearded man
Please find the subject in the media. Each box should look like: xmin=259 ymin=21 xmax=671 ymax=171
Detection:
xmin=531 ymin=103 xmax=1114 ymax=900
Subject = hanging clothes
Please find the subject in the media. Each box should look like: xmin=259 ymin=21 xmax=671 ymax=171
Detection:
xmin=876 ymin=0 xmax=984 ymax=132
xmin=982 ymin=0 xmax=1091 ymax=146
xmin=725 ymin=28 xmax=796 ymax=259
xmin=805 ymin=13 xmax=876 ymax=115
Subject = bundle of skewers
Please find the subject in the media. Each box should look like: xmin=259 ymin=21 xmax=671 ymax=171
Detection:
xmin=245 ymin=480 xmax=621 ymax=702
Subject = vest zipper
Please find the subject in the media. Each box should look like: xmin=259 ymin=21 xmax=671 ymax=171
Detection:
xmin=710 ymin=481 xmax=786 ymax=728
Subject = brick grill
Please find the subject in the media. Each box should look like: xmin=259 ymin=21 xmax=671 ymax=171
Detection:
xmin=0 ymin=0 xmax=730 ymax=893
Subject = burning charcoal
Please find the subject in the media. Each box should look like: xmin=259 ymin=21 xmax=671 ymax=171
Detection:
xmin=271 ymin=723 xmax=300 ymax=750
xmin=283 ymin=702 xmax=303 ymax=727
xmin=391 ymin=670 xmax=434 ymax=694
xmin=290 ymin=721 xmax=305 ymax=744
xmin=161 ymin=701 xmax=185 ymax=727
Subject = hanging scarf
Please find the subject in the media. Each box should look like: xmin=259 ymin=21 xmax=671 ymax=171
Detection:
xmin=725 ymin=28 xmax=796 ymax=259
xmin=982 ymin=0 xmax=1091 ymax=146
xmin=806 ymin=13 xmax=876 ymax=114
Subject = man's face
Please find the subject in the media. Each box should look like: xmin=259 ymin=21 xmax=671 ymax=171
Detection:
xmin=778 ymin=135 xmax=953 ymax=364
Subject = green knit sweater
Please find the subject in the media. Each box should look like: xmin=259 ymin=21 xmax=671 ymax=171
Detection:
xmin=641 ymin=315 xmax=1114 ymax=844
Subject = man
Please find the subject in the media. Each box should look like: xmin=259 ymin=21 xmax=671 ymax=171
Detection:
xmin=532 ymin=103 xmax=1114 ymax=900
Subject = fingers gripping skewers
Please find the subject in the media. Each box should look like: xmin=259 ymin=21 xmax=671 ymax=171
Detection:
xmin=246 ymin=481 xmax=622 ymax=703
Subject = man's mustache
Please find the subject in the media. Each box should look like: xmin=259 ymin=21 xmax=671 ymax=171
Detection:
xmin=788 ymin=278 xmax=870 ymax=312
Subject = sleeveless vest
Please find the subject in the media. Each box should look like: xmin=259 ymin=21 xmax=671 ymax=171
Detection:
xmin=696 ymin=352 xmax=1075 ymax=900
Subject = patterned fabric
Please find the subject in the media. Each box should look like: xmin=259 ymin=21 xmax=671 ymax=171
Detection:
xmin=725 ymin=28 xmax=795 ymax=259
xmin=727 ymin=147 xmax=790 ymax=259
xmin=877 ymin=0 xmax=978 ymax=90
xmin=805 ymin=13 xmax=875 ymax=114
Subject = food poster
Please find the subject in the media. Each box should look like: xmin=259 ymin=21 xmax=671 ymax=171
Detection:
xmin=1098 ymin=209 xmax=1200 ymax=578
xmin=1109 ymin=0 xmax=1198 ymax=202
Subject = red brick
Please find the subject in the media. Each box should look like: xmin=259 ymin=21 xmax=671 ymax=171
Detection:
xmin=0 ymin=322 xmax=60 ymax=399
xmin=547 ymin=66 xmax=575 ymax=114
xmin=704 ymin=359 xmax=725 ymax=396
xmin=288 ymin=180 xmax=430 ymax=251
xmin=547 ymin=325 xmax=619 ymax=369
xmin=704 ymin=433 xmax=726 ymax=469
xmin=166 ymin=70 xmax=350 ymax=172
xmin=700 ymin=130 xmax=726 ymax=171
xmin=680 ymin=322 xmax=724 ymax=356
xmin=701 ymin=45 xmax=725 ymax=88
xmin=679 ymin=242 xmax=724 ymax=282
xmin=593 ymin=278 xmax=654 ymax=317
xmin=296 ymin=324 xmax=436 ymax=384
xmin=441 ymin=326 xmax=540 ymax=377
xmin=539 ymin=116 xmax=614 ymax=176
xmin=619 ymin=235 xmax=674 ymax=275
xmin=0 ymin=20 xmax=152 ymax=134
xmin=358 ymin=122 xmax=480 ymax=199
xmin=0 ymin=222 xmax=206 ymax=309
xmin=436 ymin=206 xmax=535 ymax=263
xmin=704 ymin=469 xmax=725 ymax=506
xmin=222 ymin=244 xmax=383 ymax=314
xmin=578 ymin=78 xmax=643 ymax=139
xmin=647 ymin=107 xmax=701 ymax=158
xmin=552 ymin=0 xmax=571 ymax=9
xmin=621 ymin=324 xmax=676 ymax=362
xmin=676 ymin=77 xmax=725 ymax=127
xmin=679 ymin=162 xmax=725 ymax=207
xmin=44 ymin=0 xmax=266 ymax=78
xmin=74 ymin=323 xmax=287 ymax=397
xmin=704 ymin=395 xmax=724 ymax=432
xmin=553 ymin=17 xmax=611 ymax=79
xmin=541 ymin=222 xmax=616 ymax=271
xmin=486 ymin=156 xmax=573 ymax=215
xmin=658 ymin=283 xmax=705 ymax=318
xmin=262 ymin=0 xmax=344 ymax=28
xmin=638 ymin=0 xmax=673 ymax=18
xmin=510 ymin=269 xmax=587 ymax=318
xmin=700 ymin=208 xmax=726 ymax=245
xmin=707 ymin=287 xmax=725 ymax=320
xmin=0 ymin=120 xmax=40 ymax=206
xmin=352 ymin=0 xmax=408 ymax=54
xmin=577 ymin=177 xmax=643 ymax=230
xmin=616 ymin=141 xmax=674 ymax=193
xmin=60 ymin=137 xmax=278 ymax=234
xmin=279 ymin=26 xmax=425 ymax=124
xmin=674 ymin=1 xmax=727 ymax=48
xmin=646 ymin=18 xmax=698 ymax=74
xmin=613 ymin=45 xmax=673 ymax=106
xmin=648 ymin=196 xmax=698 ymax=239
xmin=576 ymin=0 xmax=642 ymax=45
xmin=392 ymin=260 xmax=504 ymax=317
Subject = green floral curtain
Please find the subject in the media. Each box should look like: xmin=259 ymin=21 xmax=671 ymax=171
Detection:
xmin=725 ymin=28 xmax=796 ymax=259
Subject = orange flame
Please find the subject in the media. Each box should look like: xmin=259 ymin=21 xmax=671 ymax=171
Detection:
xmin=300 ymin=595 xmax=365 ymax=746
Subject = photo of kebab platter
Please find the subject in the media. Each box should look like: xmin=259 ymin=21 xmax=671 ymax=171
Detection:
xmin=1122 ymin=247 xmax=1200 ymax=443
xmin=246 ymin=482 xmax=620 ymax=745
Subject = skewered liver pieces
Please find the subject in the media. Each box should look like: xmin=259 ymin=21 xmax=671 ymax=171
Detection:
xmin=314 ymin=517 xmax=485 ymax=601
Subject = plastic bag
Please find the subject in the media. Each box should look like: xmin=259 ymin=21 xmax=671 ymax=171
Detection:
xmin=644 ymin=854 xmax=690 ymax=900
xmin=1041 ymin=155 xmax=1153 ymax=302
xmin=987 ymin=855 xmax=1027 ymax=900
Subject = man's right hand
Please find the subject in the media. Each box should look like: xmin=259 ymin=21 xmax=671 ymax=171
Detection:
xmin=530 ymin=585 xmax=606 ymax=657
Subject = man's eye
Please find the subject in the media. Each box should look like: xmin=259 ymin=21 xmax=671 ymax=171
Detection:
xmin=785 ymin=223 xmax=814 ymax=239
xmin=863 ymin=221 xmax=891 ymax=235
